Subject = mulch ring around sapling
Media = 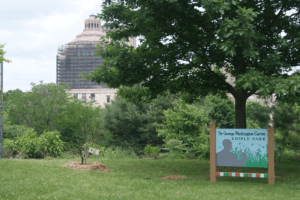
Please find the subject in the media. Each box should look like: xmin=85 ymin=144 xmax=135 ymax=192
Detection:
xmin=61 ymin=161 xmax=111 ymax=172
xmin=159 ymin=175 xmax=187 ymax=181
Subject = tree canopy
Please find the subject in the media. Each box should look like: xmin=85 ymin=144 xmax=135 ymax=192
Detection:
xmin=85 ymin=0 xmax=300 ymax=128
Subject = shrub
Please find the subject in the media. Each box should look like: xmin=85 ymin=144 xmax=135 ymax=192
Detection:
xmin=13 ymin=130 xmax=42 ymax=158
xmin=143 ymin=144 xmax=160 ymax=159
xmin=39 ymin=130 xmax=65 ymax=157
xmin=3 ymin=130 xmax=65 ymax=158
xmin=161 ymin=139 xmax=191 ymax=159
xmin=158 ymin=100 xmax=210 ymax=158
xmin=3 ymin=138 xmax=17 ymax=158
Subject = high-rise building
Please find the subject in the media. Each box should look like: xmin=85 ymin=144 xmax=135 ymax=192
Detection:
xmin=56 ymin=15 xmax=136 ymax=107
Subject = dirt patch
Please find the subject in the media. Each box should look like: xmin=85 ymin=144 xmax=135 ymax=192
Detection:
xmin=61 ymin=161 xmax=110 ymax=172
xmin=159 ymin=175 xmax=187 ymax=181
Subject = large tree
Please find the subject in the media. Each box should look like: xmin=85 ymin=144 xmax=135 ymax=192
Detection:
xmin=85 ymin=0 xmax=300 ymax=128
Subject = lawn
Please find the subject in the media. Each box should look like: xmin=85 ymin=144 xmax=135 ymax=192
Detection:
xmin=0 ymin=157 xmax=299 ymax=200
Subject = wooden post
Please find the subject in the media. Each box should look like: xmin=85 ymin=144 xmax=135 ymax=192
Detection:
xmin=268 ymin=121 xmax=275 ymax=185
xmin=210 ymin=122 xmax=216 ymax=182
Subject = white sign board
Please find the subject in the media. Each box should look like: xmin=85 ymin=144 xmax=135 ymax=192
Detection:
xmin=89 ymin=147 xmax=100 ymax=155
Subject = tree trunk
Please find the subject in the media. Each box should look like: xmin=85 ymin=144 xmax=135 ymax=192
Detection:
xmin=234 ymin=94 xmax=247 ymax=128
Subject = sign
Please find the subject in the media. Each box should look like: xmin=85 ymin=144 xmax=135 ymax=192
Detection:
xmin=89 ymin=147 xmax=100 ymax=155
xmin=216 ymin=129 xmax=268 ymax=168
xmin=209 ymin=122 xmax=275 ymax=185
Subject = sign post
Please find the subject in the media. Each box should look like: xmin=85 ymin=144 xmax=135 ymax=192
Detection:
xmin=210 ymin=122 xmax=216 ymax=182
xmin=268 ymin=122 xmax=275 ymax=184
xmin=210 ymin=121 xmax=275 ymax=185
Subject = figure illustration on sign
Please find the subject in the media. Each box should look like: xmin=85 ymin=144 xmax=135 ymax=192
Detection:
xmin=216 ymin=139 xmax=248 ymax=167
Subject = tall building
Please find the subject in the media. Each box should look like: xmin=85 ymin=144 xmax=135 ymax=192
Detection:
xmin=56 ymin=15 xmax=136 ymax=107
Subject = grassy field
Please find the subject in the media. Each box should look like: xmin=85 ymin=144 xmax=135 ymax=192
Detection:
xmin=0 ymin=157 xmax=299 ymax=200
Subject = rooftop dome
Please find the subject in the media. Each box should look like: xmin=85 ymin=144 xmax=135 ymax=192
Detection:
xmin=69 ymin=15 xmax=109 ymax=44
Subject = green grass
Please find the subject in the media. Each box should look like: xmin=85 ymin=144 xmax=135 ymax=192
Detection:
xmin=0 ymin=158 xmax=300 ymax=200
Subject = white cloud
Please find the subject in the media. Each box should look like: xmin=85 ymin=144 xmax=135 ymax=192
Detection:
xmin=25 ymin=12 xmax=84 ymax=31
xmin=4 ymin=57 xmax=56 ymax=92
xmin=0 ymin=30 xmax=15 ymax=39
xmin=75 ymin=0 xmax=102 ymax=12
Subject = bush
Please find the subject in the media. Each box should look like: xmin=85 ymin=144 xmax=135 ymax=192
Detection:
xmin=143 ymin=144 xmax=160 ymax=159
xmin=13 ymin=130 xmax=42 ymax=158
xmin=158 ymin=100 xmax=210 ymax=158
xmin=3 ymin=130 xmax=65 ymax=158
xmin=3 ymin=138 xmax=17 ymax=158
xmin=161 ymin=139 xmax=191 ymax=159
xmin=39 ymin=130 xmax=65 ymax=157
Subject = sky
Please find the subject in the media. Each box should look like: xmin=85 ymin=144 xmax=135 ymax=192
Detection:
xmin=0 ymin=0 xmax=115 ymax=92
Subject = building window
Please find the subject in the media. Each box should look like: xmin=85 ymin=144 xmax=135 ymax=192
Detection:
xmin=78 ymin=51 xmax=80 ymax=56
xmin=83 ymin=51 xmax=85 ymax=56
xmin=88 ymin=23 xmax=90 ymax=28
xmin=91 ymin=23 xmax=93 ymax=28
xmin=107 ymin=95 xmax=111 ymax=103
xmin=91 ymin=51 xmax=93 ymax=56
xmin=74 ymin=94 xmax=78 ymax=99
xmin=91 ymin=93 xmax=95 ymax=102
xmin=86 ymin=51 xmax=88 ymax=56
xmin=97 ymin=24 xmax=99 ymax=28
xmin=82 ymin=93 xmax=86 ymax=102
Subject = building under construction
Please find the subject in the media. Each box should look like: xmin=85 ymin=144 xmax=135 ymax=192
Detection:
xmin=56 ymin=42 xmax=107 ymax=89
xmin=56 ymin=14 xmax=136 ymax=89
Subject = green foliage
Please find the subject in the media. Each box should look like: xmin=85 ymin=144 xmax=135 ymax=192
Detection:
xmin=161 ymin=139 xmax=191 ymax=159
xmin=271 ymin=101 xmax=300 ymax=166
xmin=103 ymin=146 xmax=139 ymax=160
xmin=5 ymin=82 xmax=77 ymax=138
xmin=246 ymin=119 xmax=260 ymax=129
xmin=0 ymin=43 xmax=12 ymax=63
xmin=13 ymin=130 xmax=42 ymax=158
xmin=3 ymin=130 xmax=65 ymax=158
xmin=4 ymin=82 xmax=110 ymax=150
xmin=193 ymin=95 xmax=235 ymax=128
xmin=83 ymin=0 xmax=300 ymax=128
xmin=103 ymin=94 xmax=179 ymax=151
xmin=143 ymin=144 xmax=160 ymax=159
xmin=3 ymin=111 xmax=34 ymax=139
xmin=39 ymin=130 xmax=65 ymax=157
xmin=272 ymin=102 xmax=300 ymax=157
xmin=158 ymin=100 xmax=210 ymax=157
xmin=3 ymin=138 xmax=14 ymax=153
xmin=246 ymin=101 xmax=270 ymax=128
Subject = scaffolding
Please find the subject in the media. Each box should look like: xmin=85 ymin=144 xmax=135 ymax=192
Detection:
xmin=56 ymin=42 xmax=108 ymax=89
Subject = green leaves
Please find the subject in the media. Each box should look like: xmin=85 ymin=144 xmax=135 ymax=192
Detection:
xmin=157 ymin=100 xmax=210 ymax=156
xmin=0 ymin=44 xmax=12 ymax=63
xmin=3 ymin=130 xmax=65 ymax=158
xmin=39 ymin=130 xmax=65 ymax=157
